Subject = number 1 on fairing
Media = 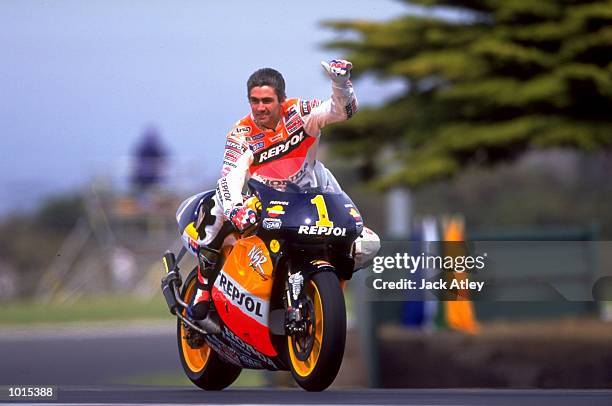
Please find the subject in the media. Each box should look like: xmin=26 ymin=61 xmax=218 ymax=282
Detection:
xmin=310 ymin=195 xmax=334 ymax=228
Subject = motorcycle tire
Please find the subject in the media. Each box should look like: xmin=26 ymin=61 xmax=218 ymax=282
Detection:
xmin=287 ymin=270 xmax=346 ymax=391
xmin=177 ymin=268 xmax=242 ymax=390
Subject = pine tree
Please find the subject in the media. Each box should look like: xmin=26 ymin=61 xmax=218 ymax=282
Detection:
xmin=323 ymin=0 xmax=612 ymax=187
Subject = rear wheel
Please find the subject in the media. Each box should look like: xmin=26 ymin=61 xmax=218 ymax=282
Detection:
xmin=287 ymin=271 xmax=346 ymax=391
xmin=177 ymin=269 xmax=242 ymax=390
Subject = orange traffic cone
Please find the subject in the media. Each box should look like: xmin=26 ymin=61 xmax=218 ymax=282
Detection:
xmin=443 ymin=216 xmax=479 ymax=334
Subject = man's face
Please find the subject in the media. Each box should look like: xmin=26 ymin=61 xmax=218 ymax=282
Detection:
xmin=249 ymin=86 xmax=283 ymax=130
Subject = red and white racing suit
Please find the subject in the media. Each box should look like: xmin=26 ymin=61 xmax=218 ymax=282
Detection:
xmin=179 ymin=79 xmax=379 ymax=269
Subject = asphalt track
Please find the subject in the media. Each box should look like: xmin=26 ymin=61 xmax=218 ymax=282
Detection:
xmin=1 ymin=322 xmax=611 ymax=405
xmin=5 ymin=387 xmax=612 ymax=405
xmin=0 ymin=321 xmax=181 ymax=386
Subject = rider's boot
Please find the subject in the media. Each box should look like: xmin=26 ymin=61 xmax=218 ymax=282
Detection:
xmin=187 ymin=248 xmax=217 ymax=320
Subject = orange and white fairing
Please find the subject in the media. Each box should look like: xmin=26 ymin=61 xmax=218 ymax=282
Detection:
xmin=212 ymin=236 xmax=277 ymax=357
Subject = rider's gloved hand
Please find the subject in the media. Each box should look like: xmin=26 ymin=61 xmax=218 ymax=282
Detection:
xmin=228 ymin=204 xmax=258 ymax=233
xmin=321 ymin=59 xmax=353 ymax=88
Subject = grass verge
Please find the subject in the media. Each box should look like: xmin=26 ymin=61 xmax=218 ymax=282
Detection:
xmin=0 ymin=295 xmax=169 ymax=326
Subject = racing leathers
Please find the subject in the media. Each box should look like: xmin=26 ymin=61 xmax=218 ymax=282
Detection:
xmin=177 ymin=68 xmax=380 ymax=319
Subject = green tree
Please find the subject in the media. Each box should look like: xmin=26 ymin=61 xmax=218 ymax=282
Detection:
xmin=323 ymin=0 xmax=612 ymax=188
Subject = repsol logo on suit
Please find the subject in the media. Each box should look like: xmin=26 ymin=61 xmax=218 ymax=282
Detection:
xmin=219 ymin=274 xmax=264 ymax=317
xmin=217 ymin=178 xmax=232 ymax=203
xmin=256 ymin=132 xmax=305 ymax=164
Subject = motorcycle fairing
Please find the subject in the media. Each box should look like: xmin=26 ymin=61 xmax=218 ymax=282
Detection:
xmin=250 ymin=179 xmax=361 ymax=247
xmin=205 ymin=325 xmax=281 ymax=370
xmin=211 ymin=236 xmax=277 ymax=358
xmin=176 ymin=190 xmax=216 ymax=255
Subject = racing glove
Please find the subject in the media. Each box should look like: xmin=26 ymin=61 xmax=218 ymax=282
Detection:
xmin=228 ymin=204 xmax=258 ymax=233
xmin=321 ymin=59 xmax=353 ymax=88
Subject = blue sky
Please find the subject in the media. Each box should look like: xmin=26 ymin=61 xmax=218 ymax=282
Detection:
xmin=0 ymin=0 xmax=410 ymax=213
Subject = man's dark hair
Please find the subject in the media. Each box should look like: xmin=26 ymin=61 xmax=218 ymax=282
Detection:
xmin=247 ymin=68 xmax=286 ymax=101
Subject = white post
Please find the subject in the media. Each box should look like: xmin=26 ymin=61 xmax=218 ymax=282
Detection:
xmin=385 ymin=187 xmax=412 ymax=238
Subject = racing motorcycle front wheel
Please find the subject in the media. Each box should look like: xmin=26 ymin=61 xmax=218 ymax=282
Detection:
xmin=177 ymin=269 xmax=242 ymax=390
xmin=287 ymin=270 xmax=347 ymax=391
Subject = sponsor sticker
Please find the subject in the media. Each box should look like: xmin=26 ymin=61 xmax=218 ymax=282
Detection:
xmin=226 ymin=140 xmax=245 ymax=153
xmin=270 ymin=133 xmax=284 ymax=143
xmin=285 ymin=106 xmax=297 ymax=120
xmin=219 ymin=327 xmax=277 ymax=368
xmin=311 ymin=259 xmax=332 ymax=268
xmin=222 ymin=161 xmax=237 ymax=171
xmin=187 ymin=236 xmax=199 ymax=254
xmin=345 ymin=98 xmax=357 ymax=119
xmin=266 ymin=205 xmax=285 ymax=217
xmin=349 ymin=207 xmax=362 ymax=221
xmin=225 ymin=150 xmax=240 ymax=162
xmin=298 ymin=225 xmax=347 ymax=236
xmin=263 ymin=218 xmax=282 ymax=230
xmin=247 ymin=245 xmax=269 ymax=280
xmin=260 ymin=178 xmax=288 ymax=188
xmin=217 ymin=273 xmax=266 ymax=317
xmin=218 ymin=178 xmax=232 ymax=202
xmin=249 ymin=141 xmax=265 ymax=152
xmin=286 ymin=116 xmax=304 ymax=134
xmin=257 ymin=132 xmax=305 ymax=163
xmin=300 ymin=100 xmax=311 ymax=115
xmin=231 ymin=125 xmax=251 ymax=136
xmin=246 ymin=133 xmax=264 ymax=141
xmin=269 ymin=239 xmax=280 ymax=253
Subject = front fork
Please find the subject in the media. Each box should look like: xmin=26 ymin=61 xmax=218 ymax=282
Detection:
xmin=284 ymin=259 xmax=336 ymax=336
xmin=285 ymin=271 xmax=307 ymax=335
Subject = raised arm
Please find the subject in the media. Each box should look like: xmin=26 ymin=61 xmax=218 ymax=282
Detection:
xmin=303 ymin=59 xmax=358 ymax=137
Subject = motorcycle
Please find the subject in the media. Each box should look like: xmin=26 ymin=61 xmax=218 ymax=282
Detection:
xmin=161 ymin=176 xmax=364 ymax=391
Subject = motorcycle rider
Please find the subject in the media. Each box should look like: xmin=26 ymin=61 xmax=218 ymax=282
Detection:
xmin=177 ymin=59 xmax=380 ymax=320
